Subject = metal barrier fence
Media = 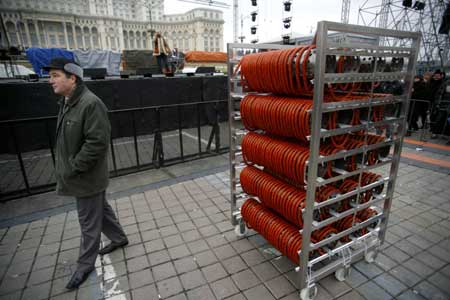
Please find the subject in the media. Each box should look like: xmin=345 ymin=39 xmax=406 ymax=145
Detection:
xmin=407 ymin=98 xmax=432 ymax=140
xmin=408 ymin=98 xmax=450 ymax=140
xmin=433 ymin=100 xmax=450 ymax=138
xmin=0 ymin=100 xmax=229 ymax=201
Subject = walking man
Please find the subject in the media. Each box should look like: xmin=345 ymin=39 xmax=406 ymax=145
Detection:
xmin=44 ymin=57 xmax=128 ymax=289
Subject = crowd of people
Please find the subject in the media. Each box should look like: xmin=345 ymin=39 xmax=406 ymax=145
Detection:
xmin=408 ymin=69 xmax=450 ymax=139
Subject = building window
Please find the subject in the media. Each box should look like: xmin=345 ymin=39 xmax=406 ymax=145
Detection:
xmin=49 ymin=34 xmax=57 ymax=46
xmin=59 ymin=34 xmax=65 ymax=47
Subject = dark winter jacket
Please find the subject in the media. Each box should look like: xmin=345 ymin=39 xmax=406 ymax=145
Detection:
xmin=55 ymin=84 xmax=110 ymax=197
xmin=411 ymin=81 xmax=429 ymax=101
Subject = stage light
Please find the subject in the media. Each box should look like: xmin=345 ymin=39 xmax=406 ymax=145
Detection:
xmin=283 ymin=17 xmax=291 ymax=29
xmin=251 ymin=12 xmax=257 ymax=22
xmin=283 ymin=1 xmax=292 ymax=12
xmin=251 ymin=26 xmax=257 ymax=34
xmin=402 ymin=0 xmax=412 ymax=7
xmin=251 ymin=0 xmax=257 ymax=6
xmin=413 ymin=0 xmax=425 ymax=10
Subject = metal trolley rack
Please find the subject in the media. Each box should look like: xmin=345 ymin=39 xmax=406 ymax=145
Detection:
xmin=228 ymin=21 xmax=420 ymax=300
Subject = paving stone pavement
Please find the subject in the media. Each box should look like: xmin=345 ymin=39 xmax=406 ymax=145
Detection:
xmin=0 ymin=162 xmax=449 ymax=300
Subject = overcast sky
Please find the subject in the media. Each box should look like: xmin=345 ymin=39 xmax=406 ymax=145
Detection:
xmin=164 ymin=0 xmax=374 ymax=44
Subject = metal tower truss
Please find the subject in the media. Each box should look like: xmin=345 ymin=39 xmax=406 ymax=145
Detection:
xmin=357 ymin=0 xmax=450 ymax=69
xmin=341 ymin=0 xmax=351 ymax=24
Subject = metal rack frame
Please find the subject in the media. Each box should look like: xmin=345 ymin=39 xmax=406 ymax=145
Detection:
xmin=301 ymin=22 xmax=420 ymax=299
xmin=228 ymin=21 xmax=420 ymax=300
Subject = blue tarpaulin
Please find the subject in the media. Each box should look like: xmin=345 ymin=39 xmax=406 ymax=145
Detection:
xmin=25 ymin=48 xmax=74 ymax=76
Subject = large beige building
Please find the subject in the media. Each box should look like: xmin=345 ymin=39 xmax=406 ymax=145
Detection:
xmin=0 ymin=0 xmax=224 ymax=52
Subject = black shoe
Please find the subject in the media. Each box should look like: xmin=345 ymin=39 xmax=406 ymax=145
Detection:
xmin=98 ymin=240 xmax=128 ymax=255
xmin=65 ymin=268 xmax=94 ymax=290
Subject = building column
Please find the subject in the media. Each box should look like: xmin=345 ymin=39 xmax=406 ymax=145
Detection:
xmin=34 ymin=20 xmax=42 ymax=46
xmin=62 ymin=22 xmax=69 ymax=49
xmin=23 ymin=21 xmax=32 ymax=47
xmin=1 ymin=17 xmax=11 ymax=46
xmin=81 ymin=27 xmax=86 ymax=49
xmin=42 ymin=22 xmax=49 ymax=47
xmin=118 ymin=23 xmax=124 ymax=50
xmin=14 ymin=22 xmax=21 ymax=46
xmin=98 ymin=30 xmax=104 ymax=49
xmin=98 ymin=22 xmax=107 ymax=49
xmin=71 ymin=23 xmax=78 ymax=48
xmin=89 ymin=27 xmax=94 ymax=49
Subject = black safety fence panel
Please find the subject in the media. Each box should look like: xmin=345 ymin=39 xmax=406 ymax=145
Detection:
xmin=0 ymin=76 xmax=228 ymax=153
xmin=0 ymin=100 xmax=229 ymax=201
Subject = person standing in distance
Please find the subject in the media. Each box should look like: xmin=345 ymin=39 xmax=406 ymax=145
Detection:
xmin=153 ymin=32 xmax=171 ymax=74
xmin=44 ymin=57 xmax=128 ymax=289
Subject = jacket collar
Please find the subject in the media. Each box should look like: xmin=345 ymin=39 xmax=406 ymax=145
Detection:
xmin=60 ymin=83 xmax=86 ymax=107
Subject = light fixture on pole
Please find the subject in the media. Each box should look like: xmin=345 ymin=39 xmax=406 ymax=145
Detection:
xmin=413 ymin=0 xmax=425 ymax=10
xmin=402 ymin=0 xmax=412 ymax=7
xmin=283 ymin=17 xmax=292 ymax=29
xmin=283 ymin=1 xmax=292 ymax=12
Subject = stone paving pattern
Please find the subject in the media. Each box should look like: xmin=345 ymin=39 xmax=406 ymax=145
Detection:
xmin=0 ymin=162 xmax=449 ymax=300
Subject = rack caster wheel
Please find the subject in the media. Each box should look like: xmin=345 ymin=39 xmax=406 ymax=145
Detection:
xmin=234 ymin=222 xmax=247 ymax=237
xmin=299 ymin=285 xmax=317 ymax=300
xmin=365 ymin=250 xmax=376 ymax=263
xmin=334 ymin=267 xmax=351 ymax=282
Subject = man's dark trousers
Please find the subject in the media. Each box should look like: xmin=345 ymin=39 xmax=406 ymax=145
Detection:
xmin=76 ymin=190 xmax=127 ymax=272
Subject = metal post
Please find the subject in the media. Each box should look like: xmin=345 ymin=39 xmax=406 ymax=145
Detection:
xmin=45 ymin=120 xmax=55 ymax=166
xmin=300 ymin=20 xmax=328 ymax=292
xmin=197 ymin=103 xmax=202 ymax=154
xmin=407 ymin=98 xmax=417 ymax=133
xmin=214 ymin=102 xmax=221 ymax=152
xmin=379 ymin=32 xmax=421 ymax=243
xmin=152 ymin=108 xmax=164 ymax=168
xmin=109 ymin=112 xmax=118 ymax=176
xmin=131 ymin=111 xmax=140 ymax=169
xmin=177 ymin=106 xmax=184 ymax=160
xmin=110 ymin=136 xmax=118 ymax=176
xmin=228 ymin=43 xmax=238 ymax=226
xmin=10 ymin=124 xmax=30 ymax=194
xmin=206 ymin=103 xmax=219 ymax=152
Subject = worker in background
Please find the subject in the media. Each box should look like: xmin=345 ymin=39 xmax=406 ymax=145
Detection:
xmin=44 ymin=57 xmax=128 ymax=290
xmin=430 ymin=70 xmax=450 ymax=138
xmin=153 ymin=32 xmax=172 ymax=75
xmin=423 ymin=71 xmax=432 ymax=83
xmin=429 ymin=70 xmax=445 ymax=106
xmin=407 ymin=75 xmax=429 ymax=134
